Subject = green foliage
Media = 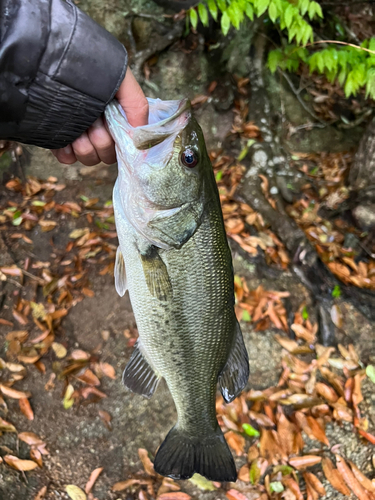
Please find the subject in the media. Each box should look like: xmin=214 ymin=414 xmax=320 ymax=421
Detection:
xmin=191 ymin=0 xmax=321 ymax=44
xmin=268 ymin=40 xmax=375 ymax=99
xmin=190 ymin=0 xmax=375 ymax=100
xmin=332 ymin=284 xmax=342 ymax=298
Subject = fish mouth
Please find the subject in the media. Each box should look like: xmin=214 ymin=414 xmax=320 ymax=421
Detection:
xmin=128 ymin=98 xmax=191 ymax=150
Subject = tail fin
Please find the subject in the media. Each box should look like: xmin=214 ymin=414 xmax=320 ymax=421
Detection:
xmin=153 ymin=425 xmax=237 ymax=482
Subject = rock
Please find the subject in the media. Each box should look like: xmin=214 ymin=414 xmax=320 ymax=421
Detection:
xmin=352 ymin=204 xmax=375 ymax=230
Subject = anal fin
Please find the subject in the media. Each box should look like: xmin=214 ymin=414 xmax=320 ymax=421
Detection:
xmin=123 ymin=342 xmax=160 ymax=398
xmin=218 ymin=321 xmax=249 ymax=403
xmin=139 ymin=246 xmax=172 ymax=301
xmin=115 ymin=246 xmax=127 ymax=297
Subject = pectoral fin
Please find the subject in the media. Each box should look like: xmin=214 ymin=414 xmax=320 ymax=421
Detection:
xmin=139 ymin=246 xmax=172 ymax=301
xmin=123 ymin=342 xmax=161 ymax=398
xmin=114 ymin=246 xmax=127 ymax=297
xmin=218 ymin=321 xmax=249 ymax=403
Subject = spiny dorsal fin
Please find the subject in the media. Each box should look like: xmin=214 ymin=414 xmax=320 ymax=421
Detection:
xmin=123 ymin=342 xmax=161 ymax=398
xmin=218 ymin=321 xmax=249 ymax=403
xmin=139 ymin=247 xmax=172 ymax=301
xmin=115 ymin=246 xmax=127 ymax=297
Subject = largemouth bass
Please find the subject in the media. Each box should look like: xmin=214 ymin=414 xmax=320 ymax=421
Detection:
xmin=105 ymin=98 xmax=249 ymax=482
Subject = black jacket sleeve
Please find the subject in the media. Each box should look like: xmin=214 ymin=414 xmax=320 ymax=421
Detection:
xmin=0 ymin=0 xmax=128 ymax=149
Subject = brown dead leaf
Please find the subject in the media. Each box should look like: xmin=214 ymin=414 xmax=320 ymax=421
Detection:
xmin=76 ymin=369 xmax=100 ymax=386
xmin=225 ymin=430 xmax=245 ymax=456
xmin=349 ymin=461 xmax=375 ymax=494
xmin=112 ymin=479 xmax=143 ymax=491
xmin=315 ymin=382 xmax=338 ymax=403
xmin=19 ymin=398 xmax=34 ymax=420
xmin=288 ymin=455 xmax=322 ymax=470
xmin=18 ymin=432 xmax=44 ymax=446
xmin=34 ymin=486 xmax=47 ymax=500
xmin=158 ymin=493 xmax=191 ymax=500
xmin=39 ymin=219 xmax=57 ymax=232
xmin=85 ymin=467 xmax=103 ymax=494
xmin=291 ymin=324 xmax=316 ymax=344
xmin=226 ymin=490 xmax=249 ymax=500
xmin=98 ymin=410 xmax=112 ymax=431
xmin=99 ymin=362 xmax=116 ymax=379
xmin=0 ymin=384 xmax=31 ymax=399
xmin=304 ymin=472 xmax=326 ymax=496
xmin=138 ymin=448 xmax=155 ymax=476
xmin=0 ymin=417 xmax=17 ymax=432
xmin=4 ymin=454 xmax=38 ymax=471
xmin=30 ymin=448 xmax=43 ymax=467
xmin=335 ymin=455 xmax=370 ymax=500
xmin=282 ymin=477 xmax=304 ymax=500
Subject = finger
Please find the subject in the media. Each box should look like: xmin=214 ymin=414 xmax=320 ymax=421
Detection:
xmin=87 ymin=117 xmax=117 ymax=164
xmin=116 ymin=68 xmax=149 ymax=127
xmin=51 ymin=145 xmax=77 ymax=165
xmin=72 ymin=132 xmax=100 ymax=166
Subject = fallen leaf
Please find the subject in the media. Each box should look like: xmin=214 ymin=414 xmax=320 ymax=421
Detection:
xmin=19 ymin=398 xmax=34 ymax=420
xmin=52 ymin=342 xmax=67 ymax=359
xmin=34 ymin=486 xmax=47 ymax=500
xmin=18 ymin=432 xmax=44 ymax=446
xmin=288 ymin=455 xmax=322 ymax=470
xmin=226 ymin=490 xmax=249 ymax=500
xmin=138 ymin=448 xmax=155 ymax=476
xmin=4 ymin=455 xmax=38 ymax=471
xmin=98 ymin=410 xmax=112 ymax=430
xmin=77 ymin=369 xmax=100 ymax=386
xmin=99 ymin=362 xmax=116 ymax=379
xmin=39 ymin=219 xmax=57 ymax=232
xmin=0 ymin=417 xmax=16 ymax=432
xmin=330 ymin=305 xmax=343 ymax=328
xmin=158 ymin=494 xmax=191 ymax=500
xmin=304 ymin=472 xmax=326 ymax=496
xmin=112 ymin=479 xmax=141 ymax=491
xmin=349 ymin=461 xmax=375 ymax=494
xmin=85 ymin=467 xmax=103 ymax=494
xmin=0 ymin=384 xmax=31 ymax=399
xmin=63 ymin=384 xmax=75 ymax=409
xmin=189 ymin=473 xmax=216 ymax=491
xmin=315 ymin=382 xmax=338 ymax=403
xmin=65 ymin=485 xmax=87 ymax=500
xmin=335 ymin=455 xmax=370 ymax=500
xmin=328 ymin=358 xmax=358 ymax=370
xmin=225 ymin=430 xmax=245 ymax=455
xmin=306 ymin=416 xmax=330 ymax=446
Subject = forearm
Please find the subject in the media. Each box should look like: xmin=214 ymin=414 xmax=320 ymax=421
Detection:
xmin=0 ymin=0 xmax=127 ymax=149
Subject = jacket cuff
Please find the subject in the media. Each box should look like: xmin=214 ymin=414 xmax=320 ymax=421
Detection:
xmin=15 ymin=0 xmax=127 ymax=149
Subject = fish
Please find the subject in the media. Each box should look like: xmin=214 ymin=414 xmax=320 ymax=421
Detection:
xmin=105 ymin=97 xmax=249 ymax=482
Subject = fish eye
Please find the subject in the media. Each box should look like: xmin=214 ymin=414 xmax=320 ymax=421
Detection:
xmin=181 ymin=149 xmax=198 ymax=168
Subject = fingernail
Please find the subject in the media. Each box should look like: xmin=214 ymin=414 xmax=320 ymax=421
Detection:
xmin=63 ymin=145 xmax=72 ymax=155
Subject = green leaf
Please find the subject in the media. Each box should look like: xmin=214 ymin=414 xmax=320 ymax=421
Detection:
xmin=256 ymin=0 xmax=270 ymax=16
xmin=270 ymin=482 xmax=284 ymax=493
xmin=312 ymin=1 xmax=323 ymax=18
xmin=198 ymin=3 xmax=209 ymax=26
xmin=63 ymin=384 xmax=75 ymax=410
xmin=221 ymin=11 xmax=230 ymax=35
xmin=189 ymin=473 xmax=216 ymax=491
xmin=216 ymin=0 xmax=226 ymax=10
xmin=268 ymin=49 xmax=283 ymax=73
xmin=366 ymin=365 xmax=375 ymax=383
xmin=237 ymin=146 xmax=249 ymax=161
xmin=215 ymin=170 xmax=223 ymax=181
xmin=332 ymin=285 xmax=341 ymax=298
xmin=249 ymin=459 xmax=261 ymax=484
xmin=207 ymin=0 xmax=218 ymax=21
xmin=302 ymin=306 xmax=309 ymax=320
xmin=298 ymin=0 xmax=309 ymax=16
xmin=284 ymin=4 xmax=294 ymax=29
xmin=12 ymin=216 xmax=23 ymax=226
xmin=242 ymin=310 xmax=251 ymax=322
xmin=245 ymin=3 xmax=254 ymax=20
xmin=268 ymin=2 xmax=278 ymax=22
xmin=31 ymin=200 xmax=46 ymax=207
xmin=190 ymin=8 xmax=198 ymax=29
xmin=242 ymin=423 xmax=260 ymax=437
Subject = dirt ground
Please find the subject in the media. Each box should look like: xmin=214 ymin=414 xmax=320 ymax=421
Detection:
xmin=0 ymin=146 xmax=374 ymax=500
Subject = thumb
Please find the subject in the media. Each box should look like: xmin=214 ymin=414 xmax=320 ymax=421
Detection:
xmin=116 ymin=68 xmax=149 ymax=127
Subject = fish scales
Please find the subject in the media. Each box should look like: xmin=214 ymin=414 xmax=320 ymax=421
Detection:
xmin=106 ymin=98 xmax=250 ymax=482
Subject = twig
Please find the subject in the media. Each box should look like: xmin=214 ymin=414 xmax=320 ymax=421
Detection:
xmin=277 ymin=69 xmax=328 ymax=125
xmin=305 ymin=40 xmax=375 ymax=56
xmin=22 ymin=269 xmax=45 ymax=285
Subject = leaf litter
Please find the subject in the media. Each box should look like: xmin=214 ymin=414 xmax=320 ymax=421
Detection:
xmin=1 ymin=113 xmax=375 ymax=498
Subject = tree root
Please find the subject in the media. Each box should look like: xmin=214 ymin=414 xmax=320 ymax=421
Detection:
xmin=239 ymin=32 xmax=375 ymax=345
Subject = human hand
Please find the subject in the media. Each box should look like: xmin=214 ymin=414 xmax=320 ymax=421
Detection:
xmin=52 ymin=68 xmax=148 ymax=166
